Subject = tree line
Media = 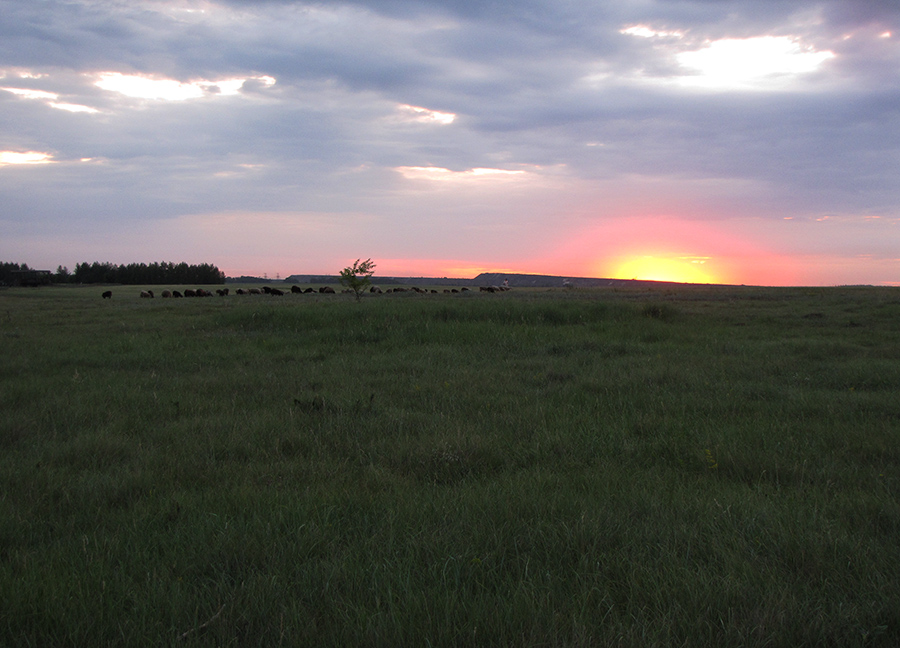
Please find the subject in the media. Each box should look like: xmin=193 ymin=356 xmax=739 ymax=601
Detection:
xmin=1 ymin=261 xmax=225 ymax=285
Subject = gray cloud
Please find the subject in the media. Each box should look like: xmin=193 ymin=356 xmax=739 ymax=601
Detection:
xmin=1 ymin=0 xmax=898 ymax=282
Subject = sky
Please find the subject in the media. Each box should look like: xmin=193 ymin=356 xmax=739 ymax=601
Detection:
xmin=1 ymin=0 xmax=899 ymax=285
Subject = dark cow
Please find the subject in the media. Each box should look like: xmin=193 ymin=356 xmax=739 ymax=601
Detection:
xmin=271 ymin=288 xmax=284 ymax=296
xmin=140 ymin=290 xmax=154 ymax=298
xmin=101 ymin=290 xmax=112 ymax=299
xmin=319 ymin=286 xmax=335 ymax=294
xmin=184 ymin=289 xmax=197 ymax=297
xmin=172 ymin=290 xmax=183 ymax=298
xmin=291 ymin=285 xmax=304 ymax=293
xmin=161 ymin=290 xmax=172 ymax=298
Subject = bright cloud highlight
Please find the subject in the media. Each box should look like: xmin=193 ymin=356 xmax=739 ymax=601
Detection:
xmin=620 ymin=25 xmax=684 ymax=39
xmin=395 ymin=166 xmax=526 ymax=182
xmin=397 ymin=104 xmax=456 ymax=124
xmin=95 ymin=73 xmax=275 ymax=101
xmin=0 ymin=151 xmax=53 ymax=166
xmin=676 ymin=36 xmax=835 ymax=89
xmin=1 ymin=86 xmax=99 ymax=113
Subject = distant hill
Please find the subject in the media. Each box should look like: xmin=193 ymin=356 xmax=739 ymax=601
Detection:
xmin=235 ymin=272 xmax=694 ymax=289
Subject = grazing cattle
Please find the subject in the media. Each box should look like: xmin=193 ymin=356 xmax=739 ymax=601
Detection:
xmin=319 ymin=286 xmax=335 ymax=294
xmin=101 ymin=290 xmax=112 ymax=299
xmin=262 ymin=286 xmax=272 ymax=294
xmin=172 ymin=290 xmax=183 ymax=298
xmin=291 ymin=285 xmax=303 ymax=293
xmin=161 ymin=290 xmax=172 ymax=298
xmin=370 ymin=286 xmax=382 ymax=293
xmin=249 ymin=288 xmax=262 ymax=295
xmin=461 ymin=287 xmax=470 ymax=292
xmin=304 ymin=287 xmax=314 ymax=293
xmin=184 ymin=289 xmax=196 ymax=297
xmin=236 ymin=288 xmax=246 ymax=295
xmin=140 ymin=290 xmax=154 ymax=298
xmin=271 ymin=288 xmax=284 ymax=296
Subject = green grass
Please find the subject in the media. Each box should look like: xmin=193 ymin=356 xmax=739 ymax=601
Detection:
xmin=1 ymin=283 xmax=898 ymax=646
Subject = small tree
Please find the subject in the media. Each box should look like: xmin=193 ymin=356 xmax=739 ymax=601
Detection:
xmin=339 ymin=258 xmax=376 ymax=301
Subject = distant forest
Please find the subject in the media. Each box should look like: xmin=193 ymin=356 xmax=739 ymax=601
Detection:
xmin=0 ymin=261 xmax=225 ymax=286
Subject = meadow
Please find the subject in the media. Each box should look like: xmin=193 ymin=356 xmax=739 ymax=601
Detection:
xmin=1 ymin=282 xmax=898 ymax=647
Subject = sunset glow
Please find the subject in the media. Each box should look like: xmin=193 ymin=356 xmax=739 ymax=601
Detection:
xmin=612 ymin=255 xmax=718 ymax=284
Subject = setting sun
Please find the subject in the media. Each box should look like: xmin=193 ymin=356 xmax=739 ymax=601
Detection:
xmin=613 ymin=255 xmax=719 ymax=284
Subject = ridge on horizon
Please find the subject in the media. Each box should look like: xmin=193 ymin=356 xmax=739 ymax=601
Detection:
xmin=226 ymin=271 xmax=730 ymax=288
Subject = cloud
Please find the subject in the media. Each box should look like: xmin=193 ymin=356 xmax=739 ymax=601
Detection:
xmin=1 ymin=0 xmax=899 ymax=284
xmin=0 ymin=150 xmax=53 ymax=165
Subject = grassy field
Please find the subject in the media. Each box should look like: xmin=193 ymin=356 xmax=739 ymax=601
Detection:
xmin=1 ymin=283 xmax=898 ymax=647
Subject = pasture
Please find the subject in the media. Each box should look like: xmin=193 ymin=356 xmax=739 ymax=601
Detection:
xmin=1 ymin=283 xmax=899 ymax=646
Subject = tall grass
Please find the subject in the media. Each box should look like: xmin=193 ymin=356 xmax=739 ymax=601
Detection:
xmin=1 ymin=284 xmax=898 ymax=646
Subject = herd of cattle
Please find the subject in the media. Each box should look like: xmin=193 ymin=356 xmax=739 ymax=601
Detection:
xmin=101 ymin=284 xmax=513 ymax=299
